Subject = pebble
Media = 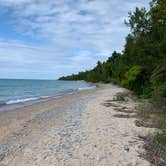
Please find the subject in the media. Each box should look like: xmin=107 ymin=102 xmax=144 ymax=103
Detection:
xmin=124 ymin=145 xmax=130 ymax=152
xmin=0 ymin=144 xmax=9 ymax=161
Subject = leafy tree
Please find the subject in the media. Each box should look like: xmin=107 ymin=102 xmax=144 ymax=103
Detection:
xmin=59 ymin=0 xmax=165 ymax=105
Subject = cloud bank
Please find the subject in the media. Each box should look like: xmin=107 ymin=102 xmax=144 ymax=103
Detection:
xmin=0 ymin=0 xmax=149 ymax=79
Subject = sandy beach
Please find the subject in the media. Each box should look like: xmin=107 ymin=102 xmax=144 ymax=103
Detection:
xmin=0 ymin=84 xmax=154 ymax=166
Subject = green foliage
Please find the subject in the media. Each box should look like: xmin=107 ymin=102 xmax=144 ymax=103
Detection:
xmin=59 ymin=0 xmax=165 ymax=105
xmin=137 ymin=101 xmax=166 ymax=165
xmin=151 ymin=61 xmax=166 ymax=86
xmin=113 ymin=95 xmax=126 ymax=101
xmin=122 ymin=65 xmax=153 ymax=96
xmin=150 ymin=60 xmax=166 ymax=108
xmin=121 ymin=66 xmax=144 ymax=94
xmin=152 ymin=84 xmax=166 ymax=108
xmin=155 ymin=133 xmax=166 ymax=146
xmin=125 ymin=7 xmax=151 ymax=36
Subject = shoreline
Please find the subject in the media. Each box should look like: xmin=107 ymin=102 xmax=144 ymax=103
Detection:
xmin=0 ymin=85 xmax=98 ymax=142
xmin=0 ymin=84 xmax=154 ymax=165
xmin=0 ymin=84 xmax=96 ymax=112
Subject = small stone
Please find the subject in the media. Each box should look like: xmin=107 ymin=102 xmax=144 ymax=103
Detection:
xmin=97 ymin=156 xmax=105 ymax=161
xmin=124 ymin=145 xmax=129 ymax=152
xmin=108 ymin=151 xmax=112 ymax=155
xmin=0 ymin=153 xmax=5 ymax=161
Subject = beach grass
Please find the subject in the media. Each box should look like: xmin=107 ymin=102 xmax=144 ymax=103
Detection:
xmin=136 ymin=101 xmax=166 ymax=166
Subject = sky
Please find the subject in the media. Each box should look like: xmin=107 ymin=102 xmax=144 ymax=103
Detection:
xmin=0 ymin=0 xmax=149 ymax=80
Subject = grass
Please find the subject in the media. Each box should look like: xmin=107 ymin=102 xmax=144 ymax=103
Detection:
xmin=136 ymin=101 xmax=166 ymax=165
xmin=155 ymin=134 xmax=166 ymax=146
xmin=113 ymin=91 xmax=139 ymax=102
xmin=140 ymin=134 xmax=166 ymax=166
xmin=113 ymin=95 xmax=126 ymax=101
xmin=136 ymin=101 xmax=166 ymax=129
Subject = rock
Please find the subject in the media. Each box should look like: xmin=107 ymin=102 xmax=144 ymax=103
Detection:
xmin=0 ymin=144 xmax=9 ymax=161
xmin=0 ymin=153 xmax=5 ymax=161
xmin=94 ymin=144 xmax=97 ymax=148
xmin=124 ymin=145 xmax=129 ymax=152
xmin=97 ymin=156 xmax=105 ymax=161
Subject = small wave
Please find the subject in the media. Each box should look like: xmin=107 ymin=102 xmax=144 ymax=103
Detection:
xmin=39 ymin=96 xmax=50 ymax=99
xmin=78 ymin=86 xmax=96 ymax=91
xmin=6 ymin=97 xmax=40 ymax=105
xmin=1 ymin=86 xmax=95 ymax=106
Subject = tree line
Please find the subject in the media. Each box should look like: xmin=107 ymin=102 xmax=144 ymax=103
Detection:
xmin=59 ymin=0 xmax=166 ymax=107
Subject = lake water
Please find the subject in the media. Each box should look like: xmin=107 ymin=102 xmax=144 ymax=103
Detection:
xmin=0 ymin=79 xmax=95 ymax=111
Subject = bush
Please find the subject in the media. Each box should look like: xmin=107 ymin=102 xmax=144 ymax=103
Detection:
xmin=151 ymin=62 xmax=166 ymax=109
xmin=121 ymin=65 xmax=144 ymax=94
xmin=142 ymin=86 xmax=153 ymax=98
xmin=113 ymin=95 xmax=126 ymax=101
xmin=152 ymin=83 xmax=166 ymax=109
xmin=110 ymin=78 xmax=120 ymax=85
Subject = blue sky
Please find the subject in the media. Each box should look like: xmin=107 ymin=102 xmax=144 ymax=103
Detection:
xmin=0 ymin=0 xmax=149 ymax=80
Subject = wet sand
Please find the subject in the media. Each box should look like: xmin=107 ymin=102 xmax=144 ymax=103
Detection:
xmin=0 ymin=84 xmax=154 ymax=166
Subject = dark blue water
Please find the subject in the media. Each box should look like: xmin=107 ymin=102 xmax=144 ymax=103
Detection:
xmin=0 ymin=79 xmax=95 ymax=110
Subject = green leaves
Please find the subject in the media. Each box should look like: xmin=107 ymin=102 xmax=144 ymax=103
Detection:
xmin=59 ymin=0 xmax=165 ymax=103
xmin=151 ymin=60 xmax=166 ymax=107
xmin=122 ymin=66 xmax=142 ymax=85
xmin=121 ymin=66 xmax=143 ymax=94
xmin=125 ymin=7 xmax=151 ymax=36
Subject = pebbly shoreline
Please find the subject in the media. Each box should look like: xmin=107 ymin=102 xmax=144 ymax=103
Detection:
xmin=0 ymin=84 xmax=154 ymax=166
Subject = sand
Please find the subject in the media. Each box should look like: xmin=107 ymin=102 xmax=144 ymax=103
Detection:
xmin=0 ymin=84 xmax=154 ymax=166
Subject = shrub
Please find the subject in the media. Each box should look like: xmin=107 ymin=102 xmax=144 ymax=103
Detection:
xmin=121 ymin=65 xmax=144 ymax=94
xmin=152 ymin=83 xmax=166 ymax=109
xmin=151 ymin=62 xmax=166 ymax=109
xmin=113 ymin=95 xmax=126 ymax=101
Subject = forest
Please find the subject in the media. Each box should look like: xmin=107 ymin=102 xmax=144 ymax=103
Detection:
xmin=59 ymin=0 xmax=165 ymax=108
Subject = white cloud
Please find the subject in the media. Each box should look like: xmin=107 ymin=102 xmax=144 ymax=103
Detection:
xmin=0 ymin=0 xmax=149 ymax=79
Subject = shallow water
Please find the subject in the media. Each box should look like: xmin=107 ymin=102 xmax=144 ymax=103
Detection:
xmin=0 ymin=79 xmax=95 ymax=110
